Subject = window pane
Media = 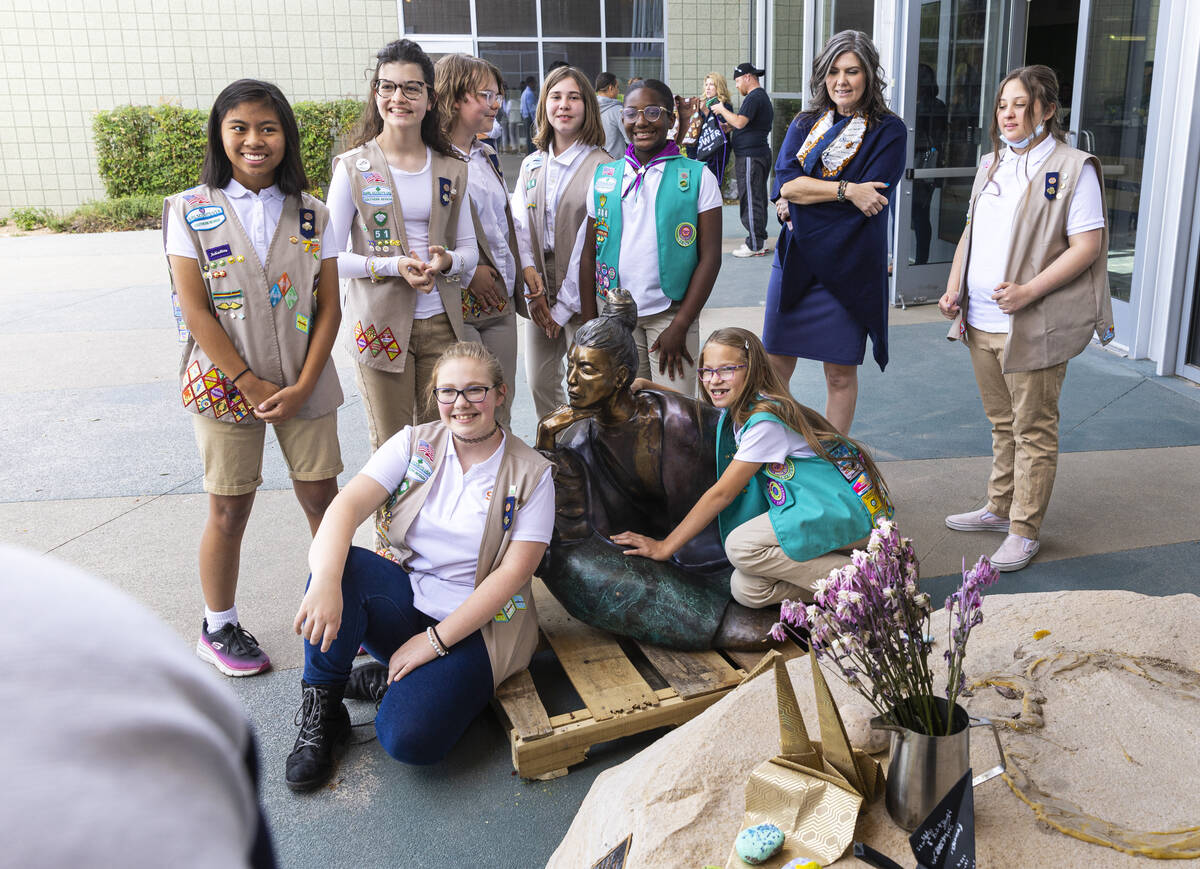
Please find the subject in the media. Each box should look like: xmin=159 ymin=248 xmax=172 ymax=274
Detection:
xmin=817 ymin=0 xmax=874 ymax=46
xmin=605 ymin=0 xmax=664 ymax=39
xmin=403 ymin=0 xmax=470 ymax=34
xmin=479 ymin=41 xmax=540 ymax=96
xmin=542 ymin=0 xmax=600 ymax=37
xmin=478 ymin=0 xmax=536 ymax=36
xmin=772 ymin=0 xmax=807 ymax=94
xmin=604 ymin=41 xmax=663 ymax=83
xmin=542 ymin=42 xmax=603 ymax=83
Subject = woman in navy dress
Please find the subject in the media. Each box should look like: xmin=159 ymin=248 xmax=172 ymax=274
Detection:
xmin=765 ymin=30 xmax=906 ymax=433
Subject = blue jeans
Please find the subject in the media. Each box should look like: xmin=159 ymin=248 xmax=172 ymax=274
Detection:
xmin=302 ymin=547 xmax=494 ymax=765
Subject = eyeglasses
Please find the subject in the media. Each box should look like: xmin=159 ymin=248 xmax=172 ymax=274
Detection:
xmin=374 ymin=78 xmax=428 ymax=100
xmin=433 ymin=384 xmax=498 ymax=404
xmin=475 ymin=89 xmax=502 ymax=106
xmin=620 ymin=105 xmax=672 ymax=123
xmin=697 ymin=363 xmax=748 ymax=382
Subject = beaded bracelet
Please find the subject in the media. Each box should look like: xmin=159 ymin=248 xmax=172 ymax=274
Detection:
xmin=426 ymin=625 xmax=448 ymax=657
xmin=837 ymin=179 xmax=848 ymax=203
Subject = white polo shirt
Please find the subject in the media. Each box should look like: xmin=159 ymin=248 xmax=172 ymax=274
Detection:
xmin=584 ymin=160 xmax=722 ymax=319
xmin=165 ymin=179 xmax=340 ymax=267
xmin=966 ymin=135 xmax=1105 ymax=333
xmin=511 ymin=140 xmax=593 ymax=268
xmin=361 ymin=427 xmax=555 ymax=620
xmin=733 ymin=416 xmax=817 ymax=462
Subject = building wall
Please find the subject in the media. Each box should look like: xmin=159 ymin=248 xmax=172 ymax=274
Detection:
xmin=666 ymin=0 xmax=749 ymax=102
xmin=0 ymin=0 xmax=396 ymax=215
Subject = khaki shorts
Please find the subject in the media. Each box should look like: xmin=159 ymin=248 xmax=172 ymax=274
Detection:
xmin=192 ymin=411 xmax=343 ymax=496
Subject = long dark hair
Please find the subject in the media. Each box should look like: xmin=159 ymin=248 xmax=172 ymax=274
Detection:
xmin=802 ymin=30 xmax=893 ymax=127
xmin=699 ymin=327 xmax=889 ymax=498
xmin=351 ymin=39 xmax=456 ymax=157
xmin=984 ymin=65 xmax=1068 ymax=189
xmin=200 ymin=79 xmax=308 ymax=195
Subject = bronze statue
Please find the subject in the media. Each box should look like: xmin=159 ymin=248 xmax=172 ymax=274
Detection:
xmin=536 ymin=291 xmax=776 ymax=650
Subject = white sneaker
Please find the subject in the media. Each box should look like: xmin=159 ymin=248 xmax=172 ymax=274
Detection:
xmin=945 ymin=507 xmax=1010 ymax=533
xmin=990 ymin=534 xmax=1040 ymax=572
xmin=731 ymin=243 xmax=769 ymax=258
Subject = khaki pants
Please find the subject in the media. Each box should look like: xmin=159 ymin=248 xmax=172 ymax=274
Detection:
xmin=524 ymin=251 xmax=568 ymax=421
xmin=724 ymin=512 xmax=850 ymax=608
xmin=634 ymin=303 xmax=699 ymax=397
xmin=966 ymin=325 xmax=1068 ymax=539
xmin=355 ymin=313 xmax=456 ymax=452
xmin=463 ymin=307 xmax=518 ymax=428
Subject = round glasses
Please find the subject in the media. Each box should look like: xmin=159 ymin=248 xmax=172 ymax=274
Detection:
xmin=433 ymin=384 xmax=498 ymax=404
xmin=697 ymin=364 xmax=747 ymax=382
xmin=620 ymin=105 xmax=671 ymax=123
xmin=475 ymin=89 xmax=502 ymax=106
xmin=374 ymin=78 xmax=428 ymax=100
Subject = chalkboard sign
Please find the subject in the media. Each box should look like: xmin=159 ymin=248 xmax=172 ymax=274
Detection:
xmin=591 ymin=833 xmax=632 ymax=869
xmin=910 ymin=768 xmax=976 ymax=869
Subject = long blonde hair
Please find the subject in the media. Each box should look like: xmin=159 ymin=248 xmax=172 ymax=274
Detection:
xmin=533 ymin=66 xmax=606 ymax=152
xmin=704 ymin=72 xmax=732 ymax=106
xmin=700 ymin=328 xmax=888 ymax=495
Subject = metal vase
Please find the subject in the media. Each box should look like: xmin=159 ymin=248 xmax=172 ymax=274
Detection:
xmin=869 ymin=696 xmax=1006 ymax=831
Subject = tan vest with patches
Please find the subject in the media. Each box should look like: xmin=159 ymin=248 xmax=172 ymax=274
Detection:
xmin=515 ymin=146 xmax=609 ymax=306
xmin=163 ymin=185 xmax=342 ymax=423
xmin=464 ymin=141 xmax=527 ymax=324
xmin=335 ymin=141 xmax=470 ymax=373
xmin=375 ymin=422 xmax=551 ymax=688
xmin=948 ymin=143 xmax=1116 ymax=372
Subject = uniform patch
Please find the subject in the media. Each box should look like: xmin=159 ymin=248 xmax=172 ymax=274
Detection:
xmin=766 ymin=479 xmax=787 ymax=506
xmin=205 ymin=243 xmax=232 ymax=261
xmin=362 ymin=184 xmax=393 ymax=206
xmin=300 ymin=208 xmax=316 ymax=239
xmin=183 ymin=191 xmax=211 ymax=207
xmin=361 ymin=171 xmax=385 ymax=184
xmin=1044 ymin=171 xmax=1059 ymax=200
xmin=353 ymin=321 xmax=402 ymax=359
xmin=373 ymin=210 xmax=388 ymax=226
xmin=211 ymin=288 xmax=244 ymax=318
xmin=501 ymin=484 xmax=517 ymax=531
xmin=1101 ymin=325 xmax=1115 ymax=344
xmin=678 ymin=168 xmax=690 ymax=191
xmin=493 ymin=593 xmax=527 ymax=623
xmin=355 ymin=157 xmax=371 ymax=171
xmin=595 ymin=176 xmax=617 ymax=194
xmin=295 ymin=313 xmax=310 ymax=333
xmin=182 ymin=362 xmax=251 ymax=421
xmin=438 ymin=177 xmax=453 ymax=206
xmin=674 ymin=221 xmax=696 ymax=247
xmin=185 ymin=205 xmax=226 ymax=231
xmin=764 ymin=459 xmax=795 ymax=481
xmin=284 ymin=285 xmax=299 ymax=309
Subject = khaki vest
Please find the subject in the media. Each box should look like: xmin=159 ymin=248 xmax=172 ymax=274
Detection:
xmin=515 ymin=146 xmax=609 ymax=305
xmin=335 ymin=141 xmax=470 ymax=373
xmin=375 ymin=422 xmax=552 ymax=688
xmin=163 ymin=185 xmax=342 ymax=423
xmin=948 ymin=142 xmax=1116 ymax=372
xmin=464 ymin=141 xmax=528 ymax=324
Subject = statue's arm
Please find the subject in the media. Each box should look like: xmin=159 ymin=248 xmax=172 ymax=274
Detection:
xmin=535 ymin=405 xmax=596 ymax=450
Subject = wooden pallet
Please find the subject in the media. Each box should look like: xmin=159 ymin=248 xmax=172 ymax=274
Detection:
xmin=491 ymin=581 xmax=803 ymax=780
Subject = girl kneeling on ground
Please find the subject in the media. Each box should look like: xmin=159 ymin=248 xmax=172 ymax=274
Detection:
xmin=612 ymin=328 xmax=893 ymax=608
xmin=286 ymin=342 xmax=554 ymax=791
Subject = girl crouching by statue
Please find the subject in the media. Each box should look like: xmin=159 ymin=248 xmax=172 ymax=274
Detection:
xmin=614 ymin=327 xmax=893 ymax=609
xmin=286 ymin=342 xmax=553 ymax=791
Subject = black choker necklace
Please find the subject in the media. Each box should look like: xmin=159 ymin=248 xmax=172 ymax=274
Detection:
xmin=452 ymin=422 xmax=500 ymax=444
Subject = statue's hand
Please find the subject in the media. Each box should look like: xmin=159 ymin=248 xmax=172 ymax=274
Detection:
xmin=535 ymin=404 xmax=593 ymax=450
xmin=611 ymin=530 xmax=672 ymax=561
xmin=629 ymin=377 xmax=654 ymax=392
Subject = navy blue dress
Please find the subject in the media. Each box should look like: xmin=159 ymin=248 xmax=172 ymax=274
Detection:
xmin=764 ymin=112 xmax=907 ymax=370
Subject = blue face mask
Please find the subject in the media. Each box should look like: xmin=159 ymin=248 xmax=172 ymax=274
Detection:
xmin=1002 ymin=122 xmax=1045 ymax=149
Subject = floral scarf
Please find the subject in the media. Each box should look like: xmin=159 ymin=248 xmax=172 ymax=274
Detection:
xmin=795 ymin=109 xmax=868 ymax=179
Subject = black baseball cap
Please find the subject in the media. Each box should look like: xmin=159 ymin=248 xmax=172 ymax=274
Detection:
xmin=733 ymin=62 xmax=765 ymax=79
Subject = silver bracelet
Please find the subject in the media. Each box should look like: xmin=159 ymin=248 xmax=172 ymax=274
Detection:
xmin=426 ymin=625 xmax=448 ymax=657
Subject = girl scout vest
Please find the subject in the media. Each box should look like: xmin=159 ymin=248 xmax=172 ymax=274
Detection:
xmin=162 ymin=185 xmax=342 ymax=423
xmin=948 ymin=142 xmax=1116 ymax=372
xmin=591 ymin=155 xmax=704 ymax=302
xmin=715 ymin=411 xmax=892 ymax=562
xmin=463 ymin=141 xmax=527 ymax=325
xmin=333 ymin=140 xmax=470 ymax=373
xmin=373 ymin=422 xmax=552 ymax=689
xmin=515 ymin=145 xmax=609 ymax=306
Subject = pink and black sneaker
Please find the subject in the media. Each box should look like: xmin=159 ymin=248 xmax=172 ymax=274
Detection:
xmin=197 ymin=619 xmax=271 ymax=677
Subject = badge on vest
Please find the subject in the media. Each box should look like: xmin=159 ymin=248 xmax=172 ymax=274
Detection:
xmin=1044 ymin=171 xmax=1059 ymax=200
xmin=362 ymin=185 xmax=393 ymax=206
xmin=766 ymin=479 xmax=787 ymax=506
xmin=361 ymin=171 xmax=385 ymax=185
xmin=205 ymin=243 xmax=232 ymax=261
xmin=678 ymin=168 xmax=690 ymax=191
xmin=355 ymin=157 xmax=371 ymax=171
xmin=1101 ymin=325 xmax=1115 ymax=344
xmin=438 ymin=177 xmax=454 ymax=206
xmin=501 ymin=484 xmax=517 ymax=531
xmin=269 ymin=272 xmax=291 ymax=308
xmin=675 ymin=222 xmax=696 ymax=247
xmin=595 ymin=175 xmax=617 ymax=195
xmin=300 ymin=208 xmax=316 ymax=239
xmin=295 ymin=313 xmax=309 ymax=333
xmin=493 ymin=594 xmax=526 ymax=623
xmin=373 ymin=210 xmax=388 ymax=227
xmin=185 ymin=205 xmax=225 ymax=231
xmin=602 ymin=165 xmax=616 ymax=177
xmin=212 ymin=288 xmax=244 ymax=319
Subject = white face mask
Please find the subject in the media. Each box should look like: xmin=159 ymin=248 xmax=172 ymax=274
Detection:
xmin=1002 ymin=122 xmax=1045 ymax=149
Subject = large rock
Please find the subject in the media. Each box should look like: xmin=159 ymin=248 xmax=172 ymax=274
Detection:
xmin=547 ymin=591 xmax=1200 ymax=868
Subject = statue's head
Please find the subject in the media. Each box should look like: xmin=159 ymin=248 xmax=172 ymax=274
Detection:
xmin=567 ymin=289 xmax=639 ymax=410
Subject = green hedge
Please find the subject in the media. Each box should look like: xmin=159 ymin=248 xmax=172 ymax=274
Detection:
xmin=92 ymin=99 xmax=362 ymax=200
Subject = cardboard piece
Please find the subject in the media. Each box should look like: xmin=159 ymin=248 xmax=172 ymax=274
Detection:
xmin=910 ymin=769 xmax=976 ymax=869
xmin=724 ymin=652 xmax=885 ymax=868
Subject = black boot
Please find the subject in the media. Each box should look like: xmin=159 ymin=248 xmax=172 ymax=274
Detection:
xmin=344 ymin=661 xmax=389 ymax=704
xmin=285 ymin=681 xmax=351 ymax=793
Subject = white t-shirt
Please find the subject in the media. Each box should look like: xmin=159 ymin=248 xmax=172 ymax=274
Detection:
xmin=361 ymin=428 xmax=555 ymax=620
xmin=458 ymin=142 xmax=516 ymax=294
xmin=327 ymin=147 xmax=478 ymax=319
xmin=966 ymin=135 xmax=1106 ymax=333
xmin=165 ymin=179 xmax=339 ymax=267
xmin=732 ymin=416 xmax=816 ymax=463
xmin=510 ymin=140 xmax=595 ymax=268
xmin=584 ymin=160 xmax=722 ymax=319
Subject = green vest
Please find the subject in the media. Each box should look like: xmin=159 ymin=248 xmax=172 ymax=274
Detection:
xmin=715 ymin=410 xmax=892 ymax=562
xmin=591 ymin=156 xmax=704 ymax=303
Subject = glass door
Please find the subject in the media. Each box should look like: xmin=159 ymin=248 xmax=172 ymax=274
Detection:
xmin=892 ymin=0 xmax=1021 ymax=305
xmin=1070 ymin=0 xmax=1159 ymax=346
